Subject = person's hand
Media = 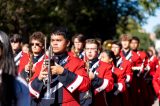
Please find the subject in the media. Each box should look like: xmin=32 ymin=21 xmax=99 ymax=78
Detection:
xmin=114 ymin=90 xmax=120 ymax=96
xmin=25 ymin=63 xmax=30 ymax=72
xmin=89 ymin=71 xmax=95 ymax=80
xmin=51 ymin=63 xmax=64 ymax=75
xmin=38 ymin=65 xmax=48 ymax=81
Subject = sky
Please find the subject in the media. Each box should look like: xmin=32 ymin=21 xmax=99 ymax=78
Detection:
xmin=142 ymin=8 xmax=160 ymax=33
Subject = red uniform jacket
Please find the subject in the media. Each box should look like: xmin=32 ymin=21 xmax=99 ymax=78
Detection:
xmin=92 ymin=61 xmax=114 ymax=94
xmin=120 ymin=50 xmax=142 ymax=67
xmin=112 ymin=65 xmax=126 ymax=92
xmin=105 ymin=63 xmax=126 ymax=106
xmin=93 ymin=61 xmax=114 ymax=106
xmin=152 ymin=66 xmax=160 ymax=99
xmin=136 ymin=50 xmax=149 ymax=72
xmin=18 ymin=52 xmax=45 ymax=74
xmin=80 ymin=59 xmax=114 ymax=106
xmin=68 ymin=50 xmax=85 ymax=60
xmin=147 ymin=55 xmax=159 ymax=76
xmin=18 ymin=52 xmax=30 ymax=74
xmin=29 ymin=52 xmax=90 ymax=106
xmin=116 ymin=57 xmax=133 ymax=83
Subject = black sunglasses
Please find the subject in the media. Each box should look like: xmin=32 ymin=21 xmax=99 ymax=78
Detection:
xmin=30 ymin=43 xmax=42 ymax=47
xmin=10 ymin=40 xmax=19 ymax=43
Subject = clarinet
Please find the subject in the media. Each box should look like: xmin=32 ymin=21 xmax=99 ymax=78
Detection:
xmin=83 ymin=60 xmax=92 ymax=99
xmin=73 ymin=47 xmax=80 ymax=58
xmin=26 ymin=53 xmax=33 ymax=83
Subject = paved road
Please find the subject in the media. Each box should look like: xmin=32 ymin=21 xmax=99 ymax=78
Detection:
xmin=152 ymin=98 xmax=159 ymax=106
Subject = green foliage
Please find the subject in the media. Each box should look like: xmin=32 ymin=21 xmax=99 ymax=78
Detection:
xmin=0 ymin=0 xmax=159 ymax=42
xmin=154 ymin=24 xmax=160 ymax=39
xmin=130 ymin=31 xmax=154 ymax=50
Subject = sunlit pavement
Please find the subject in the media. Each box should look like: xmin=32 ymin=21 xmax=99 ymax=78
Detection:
xmin=152 ymin=98 xmax=159 ymax=106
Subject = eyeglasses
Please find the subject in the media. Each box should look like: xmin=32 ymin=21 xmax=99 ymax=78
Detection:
xmin=30 ymin=43 xmax=42 ymax=47
xmin=85 ymin=48 xmax=98 ymax=51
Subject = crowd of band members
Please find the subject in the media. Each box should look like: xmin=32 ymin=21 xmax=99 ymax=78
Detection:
xmin=9 ymin=27 xmax=160 ymax=106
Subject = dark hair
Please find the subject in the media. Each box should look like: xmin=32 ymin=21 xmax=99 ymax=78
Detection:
xmin=72 ymin=33 xmax=86 ymax=43
xmin=51 ymin=27 xmax=69 ymax=40
xmin=29 ymin=31 xmax=45 ymax=46
xmin=10 ymin=34 xmax=22 ymax=43
xmin=102 ymin=50 xmax=116 ymax=65
xmin=0 ymin=31 xmax=17 ymax=105
xmin=112 ymin=40 xmax=122 ymax=49
xmin=130 ymin=36 xmax=140 ymax=43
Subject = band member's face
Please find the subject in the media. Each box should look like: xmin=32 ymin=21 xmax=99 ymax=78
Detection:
xmin=130 ymin=40 xmax=139 ymax=50
xmin=10 ymin=40 xmax=21 ymax=51
xmin=31 ymin=39 xmax=43 ymax=54
xmin=51 ymin=35 xmax=69 ymax=54
xmin=111 ymin=44 xmax=120 ymax=56
xmin=121 ymin=40 xmax=130 ymax=49
xmin=85 ymin=43 xmax=98 ymax=60
xmin=100 ymin=52 xmax=112 ymax=63
xmin=74 ymin=38 xmax=83 ymax=51
xmin=22 ymin=45 xmax=29 ymax=54
xmin=147 ymin=51 xmax=153 ymax=57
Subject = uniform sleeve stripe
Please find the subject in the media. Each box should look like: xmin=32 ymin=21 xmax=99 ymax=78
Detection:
xmin=28 ymin=81 xmax=40 ymax=98
xmin=50 ymin=82 xmax=63 ymax=93
xmin=16 ymin=60 xmax=20 ymax=66
xmin=117 ymin=83 xmax=123 ymax=91
xmin=95 ymin=79 xmax=109 ymax=92
xmin=67 ymin=75 xmax=83 ymax=93
xmin=126 ymin=75 xmax=131 ymax=82
xmin=126 ymin=51 xmax=132 ymax=60
xmin=16 ymin=76 xmax=28 ymax=87
xmin=14 ymin=51 xmax=22 ymax=62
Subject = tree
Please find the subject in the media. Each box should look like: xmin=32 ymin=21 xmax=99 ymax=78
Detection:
xmin=0 ymin=0 xmax=160 ymax=42
xmin=154 ymin=24 xmax=160 ymax=39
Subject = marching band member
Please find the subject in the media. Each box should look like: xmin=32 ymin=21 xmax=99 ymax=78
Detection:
xmin=153 ymin=66 xmax=160 ymax=102
xmin=111 ymin=40 xmax=132 ymax=106
xmin=120 ymin=34 xmax=142 ymax=69
xmin=100 ymin=50 xmax=126 ymax=106
xmin=120 ymin=34 xmax=144 ymax=106
xmin=22 ymin=43 xmax=29 ymax=54
xmin=130 ymin=36 xmax=153 ymax=106
xmin=145 ymin=48 xmax=158 ymax=106
xmin=130 ymin=36 xmax=148 ymax=76
xmin=111 ymin=40 xmax=133 ymax=84
xmin=69 ymin=33 xmax=86 ymax=59
xmin=10 ymin=34 xmax=23 ymax=67
xmin=29 ymin=27 xmax=90 ymax=106
xmin=146 ymin=48 xmax=159 ymax=77
xmin=80 ymin=39 xmax=113 ymax=106
xmin=18 ymin=31 xmax=45 ymax=82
